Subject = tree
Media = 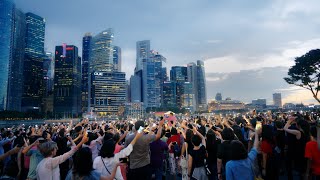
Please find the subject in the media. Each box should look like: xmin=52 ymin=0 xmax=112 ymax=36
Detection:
xmin=284 ymin=49 xmax=320 ymax=103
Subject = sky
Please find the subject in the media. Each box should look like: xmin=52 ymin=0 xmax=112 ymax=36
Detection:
xmin=14 ymin=0 xmax=320 ymax=105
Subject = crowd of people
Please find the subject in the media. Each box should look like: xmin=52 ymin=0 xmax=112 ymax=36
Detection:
xmin=0 ymin=110 xmax=319 ymax=180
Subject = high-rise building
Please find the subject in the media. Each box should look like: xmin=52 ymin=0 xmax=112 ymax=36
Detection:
xmin=54 ymin=45 xmax=81 ymax=117
xmin=90 ymin=28 xmax=114 ymax=72
xmin=162 ymin=81 xmax=176 ymax=108
xmin=142 ymin=51 xmax=165 ymax=108
xmin=82 ymin=33 xmax=92 ymax=113
xmin=181 ymin=82 xmax=196 ymax=112
xmin=170 ymin=66 xmax=188 ymax=108
xmin=273 ymin=93 xmax=282 ymax=108
xmin=187 ymin=62 xmax=198 ymax=110
xmin=170 ymin=66 xmax=188 ymax=82
xmin=113 ymin=46 xmax=121 ymax=72
xmin=161 ymin=67 xmax=168 ymax=82
xmin=22 ymin=12 xmax=45 ymax=112
xmin=0 ymin=0 xmax=15 ymax=110
xmin=136 ymin=40 xmax=150 ymax=71
xmin=196 ymin=60 xmax=207 ymax=111
xmin=130 ymin=70 xmax=142 ymax=102
xmin=215 ymin=93 xmax=222 ymax=101
xmin=252 ymin=99 xmax=267 ymax=109
xmin=7 ymin=8 xmax=26 ymax=111
xmin=42 ymin=52 xmax=54 ymax=115
xmin=91 ymin=71 xmax=126 ymax=116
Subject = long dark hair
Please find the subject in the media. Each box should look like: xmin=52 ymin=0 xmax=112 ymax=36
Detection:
xmin=72 ymin=147 xmax=94 ymax=177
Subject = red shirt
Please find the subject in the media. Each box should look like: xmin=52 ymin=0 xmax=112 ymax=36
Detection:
xmin=260 ymin=140 xmax=273 ymax=154
xmin=167 ymin=134 xmax=180 ymax=153
xmin=305 ymin=141 xmax=320 ymax=175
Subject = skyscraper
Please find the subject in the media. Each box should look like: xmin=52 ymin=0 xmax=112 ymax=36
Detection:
xmin=187 ymin=62 xmax=198 ymax=110
xmin=161 ymin=67 xmax=168 ymax=82
xmin=54 ymin=45 xmax=81 ymax=117
xmin=0 ymin=0 xmax=14 ymax=110
xmin=196 ymin=60 xmax=207 ymax=111
xmin=215 ymin=93 xmax=222 ymax=101
xmin=170 ymin=66 xmax=188 ymax=108
xmin=22 ymin=12 xmax=45 ymax=112
xmin=142 ymin=51 xmax=165 ymax=108
xmin=273 ymin=93 xmax=282 ymax=108
xmin=91 ymin=71 xmax=126 ymax=116
xmin=82 ymin=33 xmax=92 ymax=113
xmin=42 ymin=52 xmax=54 ymax=115
xmin=170 ymin=66 xmax=188 ymax=82
xmin=130 ymin=70 xmax=142 ymax=102
xmin=113 ymin=46 xmax=121 ymax=72
xmin=90 ymin=28 xmax=114 ymax=72
xmin=162 ymin=81 xmax=177 ymax=108
xmin=136 ymin=40 xmax=150 ymax=71
xmin=181 ymin=82 xmax=195 ymax=112
xmin=7 ymin=8 xmax=26 ymax=111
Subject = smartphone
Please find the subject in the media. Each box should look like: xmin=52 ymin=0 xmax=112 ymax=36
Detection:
xmin=119 ymin=158 xmax=128 ymax=163
xmin=138 ymin=126 xmax=144 ymax=133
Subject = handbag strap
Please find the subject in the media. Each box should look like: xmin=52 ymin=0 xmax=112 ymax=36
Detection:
xmin=101 ymin=157 xmax=118 ymax=180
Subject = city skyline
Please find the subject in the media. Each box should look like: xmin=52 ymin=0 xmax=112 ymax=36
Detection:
xmin=13 ymin=0 xmax=320 ymax=104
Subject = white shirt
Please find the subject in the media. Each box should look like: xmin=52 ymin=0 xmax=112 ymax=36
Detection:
xmin=93 ymin=144 xmax=133 ymax=180
xmin=36 ymin=147 xmax=77 ymax=180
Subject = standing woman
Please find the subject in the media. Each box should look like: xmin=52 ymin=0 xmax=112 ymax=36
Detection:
xmin=284 ymin=116 xmax=310 ymax=179
xmin=36 ymin=132 xmax=88 ymax=180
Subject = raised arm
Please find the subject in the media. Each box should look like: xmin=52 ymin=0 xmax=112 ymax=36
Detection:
xmin=284 ymin=117 xmax=301 ymax=140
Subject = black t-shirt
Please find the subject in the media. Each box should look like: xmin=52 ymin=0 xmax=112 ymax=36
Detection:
xmin=190 ymin=145 xmax=206 ymax=168
xmin=206 ymin=139 xmax=221 ymax=164
xmin=217 ymin=140 xmax=233 ymax=166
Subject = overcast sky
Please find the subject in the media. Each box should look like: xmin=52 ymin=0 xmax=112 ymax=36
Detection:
xmin=15 ymin=0 xmax=320 ymax=104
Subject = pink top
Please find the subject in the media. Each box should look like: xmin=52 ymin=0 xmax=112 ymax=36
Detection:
xmin=114 ymin=143 xmax=123 ymax=154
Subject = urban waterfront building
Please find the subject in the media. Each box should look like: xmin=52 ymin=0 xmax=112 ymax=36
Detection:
xmin=82 ymin=33 xmax=92 ymax=113
xmin=208 ymin=99 xmax=245 ymax=111
xmin=124 ymin=102 xmax=144 ymax=119
xmin=196 ymin=60 xmax=207 ymax=111
xmin=162 ymin=81 xmax=177 ymax=108
xmin=273 ymin=93 xmax=282 ymax=108
xmin=136 ymin=40 xmax=150 ymax=71
xmin=42 ymin=52 xmax=54 ymax=114
xmin=252 ymin=98 xmax=267 ymax=109
xmin=90 ymin=28 xmax=114 ymax=72
xmin=215 ymin=93 xmax=222 ymax=101
xmin=170 ymin=66 xmax=188 ymax=82
xmin=130 ymin=70 xmax=142 ymax=102
xmin=170 ymin=66 xmax=188 ymax=108
xmin=113 ymin=46 xmax=121 ymax=72
xmin=21 ymin=12 xmax=46 ymax=112
xmin=187 ymin=62 xmax=198 ymax=110
xmin=7 ymin=8 xmax=26 ymax=111
xmin=142 ymin=51 xmax=165 ymax=109
xmin=91 ymin=71 xmax=126 ymax=116
xmin=180 ymin=82 xmax=195 ymax=112
xmin=162 ymin=67 xmax=168 ymax=82
xmin=54 ymin=45 xmax=81 ymax=117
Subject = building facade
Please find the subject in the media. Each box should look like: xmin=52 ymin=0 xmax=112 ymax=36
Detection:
xmin=162 ymin=81 xmax=176 ymax=108
xmin=21 ymin=12 xmax=46 ymax=112
xmin=180 ymin=82 xmax=195 ymax=112
xmin=142 ymin=51 xmax=165 ymax=109
xmin=273 ymin=93 xmax=282 ymax=108
xmin=90 ymin=28 xmax=114 ymax=72
xmin=7 ymin=8 xmax=26 ymax=111
xmin=130 ymin=70 xmax=142 ymax=102
xmin=215 ymin=93 xmax=222 ymax=101
xmin=54 ymin=45 xmax=81 ymax=117
xmin=136 ymin=40 xmax=150 ymax=72
xmin=196 ymin=60 xmax=207 ymax=111
xmin=187 ymin=62 xmax=198 ymax=110
xmin=113 ymin=46 xmax=121 ymax=72
xmin=82 ymin=33 xmax=92 ymax=113
xmin=91 ymin=71 xmax=126 ymax=116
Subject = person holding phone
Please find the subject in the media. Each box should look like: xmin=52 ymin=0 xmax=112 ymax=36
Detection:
xmin=93 ymin=131 xmax=143 ymax=180
xmin=22 ymin=137 xmax=45 ymax=180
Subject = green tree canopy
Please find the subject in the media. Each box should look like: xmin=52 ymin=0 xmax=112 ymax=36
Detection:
xmin=284 ymin=49 xmax=320 ymax=103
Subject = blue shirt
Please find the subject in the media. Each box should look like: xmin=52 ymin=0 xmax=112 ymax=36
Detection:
xmin=26 ymin=148 xmax=44 ymax=179
xmin=226 ymin=147 xmax=258 ymax=180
